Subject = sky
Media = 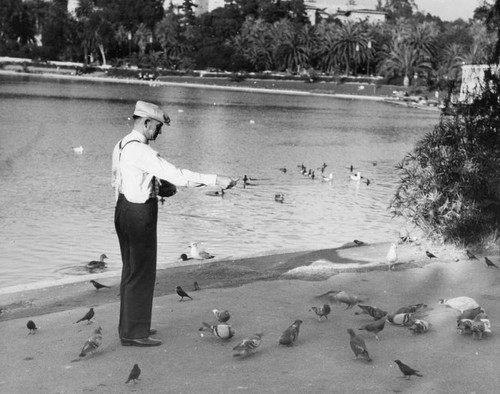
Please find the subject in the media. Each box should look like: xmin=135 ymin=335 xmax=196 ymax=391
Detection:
xmin=315 ymin=0 xmax=482 ymax=21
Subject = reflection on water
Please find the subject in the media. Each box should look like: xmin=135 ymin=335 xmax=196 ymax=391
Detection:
xmin=0 ymin=74 xmax=440 ymax=290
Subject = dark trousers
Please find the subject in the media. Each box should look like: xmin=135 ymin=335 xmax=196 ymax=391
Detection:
xmin=114 ymin=193 xmax=158 ymax=339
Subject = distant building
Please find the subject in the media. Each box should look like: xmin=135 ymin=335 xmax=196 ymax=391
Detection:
xmin=332 ymin=9 xmax=387 ymax=24
xmin=165 ymin=0 xmax=225 ymax=16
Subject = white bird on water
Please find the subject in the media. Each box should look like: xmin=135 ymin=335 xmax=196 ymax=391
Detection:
xmin=350 ymin=172 xmax=361 ymax=181
xmin=386 ymin=243 xmax=397 ymax=270
xmin=322 ymin=172 xmax=333 ymax=182
xmin=72 ymin=146 xmax=84 ymax=154
xmin=189 ymin=242 xmax=214 ymax=260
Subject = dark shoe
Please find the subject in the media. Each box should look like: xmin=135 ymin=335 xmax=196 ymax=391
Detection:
xmin=149 ymin=328 xmax=157 ymax=336
xmin=121 ymin=337 xmax=162 ymax=347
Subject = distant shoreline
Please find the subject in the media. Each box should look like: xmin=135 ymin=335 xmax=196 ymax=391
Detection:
xmin=0 ymin=68 xmax=441 ymax=110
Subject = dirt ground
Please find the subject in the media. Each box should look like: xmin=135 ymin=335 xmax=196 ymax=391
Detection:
xmin=1 ymin=241 xmax=500 ymax=393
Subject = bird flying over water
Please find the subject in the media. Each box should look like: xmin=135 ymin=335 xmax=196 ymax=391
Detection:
xmin=176 ymin=286 xmax=193 ymax=301
xmin=347 ymin=328 xmax=371 ymax=362
xmin=90 ymin=280 xmax=111 ymax=290
xmin=394 ymin=360 xmax=423 ymax=379
xmin=75 ymin=308 xmax=95 ymax=324
xmin=233 ymin=333 xmax=263 ymax=357
xmin=485 ymin=257 xmax=499 ymax=269
xmin=125 ymin=363 xmax=141 ymax=384
xmin=189 ymin=242 xmax=214 ymax=260
xmin=26 ymin=320 xmax=39 ymax=334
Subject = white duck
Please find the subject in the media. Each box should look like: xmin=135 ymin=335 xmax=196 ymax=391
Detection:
xmin=350 ymin=172 xmax=361 ymax=181
xmin=439 ymin=296 xmax=480 ymax=313
xmin=72 ymin=146 xmax=84 ymax=154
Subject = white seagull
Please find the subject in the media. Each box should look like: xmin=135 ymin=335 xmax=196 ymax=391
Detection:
xmin=386 ymin=243 xmax=397 ymax=270
xmin=350 ymin=172 xmax=361 ymax=181
xmin=72 ymin=146 xmax=84 ymax=154
xmin=189 ymin=242 xmax=214 ymax=260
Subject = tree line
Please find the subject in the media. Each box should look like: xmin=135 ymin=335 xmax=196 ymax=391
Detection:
xmin=0 ymin=0 xmax=498 ymax=90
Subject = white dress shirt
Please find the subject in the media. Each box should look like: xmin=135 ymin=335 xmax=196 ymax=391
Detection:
xmin=112 ymin=130 xmax=217 ymax=203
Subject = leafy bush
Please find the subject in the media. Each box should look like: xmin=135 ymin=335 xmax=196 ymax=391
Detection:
xmin=390 ymin=70 xmax=500 ymax=244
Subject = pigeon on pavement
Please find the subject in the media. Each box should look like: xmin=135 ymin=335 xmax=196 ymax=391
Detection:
xmin=278 ymin=320 xmax=303 ymax=346
xmin=26 ymin=320 xmax=39 ymax=334
xmin=347 ymin=328 xmax=372 ymax=362
xmin=125 ymin=363 xmax=141 ymax=384
xmin=176 ymin=286 xmax=193 ymax=301
xmin=408 ymin=319 xmax=430 ymax=334
xmin=394 ymin=360 xmax=423 ymax=379
xmin=395 ymin=303 xmax=427 ymax=314
xmin=90 ymin=280 xmax=111 ymax=290
xmin=199 ymin=322 xmax=235 ymax=339
xmin=355 ymin=305 xmax=388 ymax=320
xmin=75 ymin=308 xmax=95 ymax=324
xmin=359 ymin=317 xmax=386 ymax=340
xmin=310 ymin=304 xmax=331 ymax=321
xmin=77 ymin=326 xmax=102 ymax=359
xmin=233 ymin=333 xmax=264 ymax=357
xmin=212 ymin=308 xmax=230 ymax=323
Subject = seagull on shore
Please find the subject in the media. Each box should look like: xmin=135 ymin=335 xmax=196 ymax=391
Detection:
xmin=386 ymin=243 xmax=397 ymax=270
xmin=189 ymin=242 xmax=214 ymax=260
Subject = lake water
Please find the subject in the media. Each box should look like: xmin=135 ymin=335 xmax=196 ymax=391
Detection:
xmin=0 ymin=73 xmax=440 ymax=292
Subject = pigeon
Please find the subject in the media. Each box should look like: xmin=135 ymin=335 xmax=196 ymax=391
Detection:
xmin=408 ymin=319 xmax=430 ymax=334
xmin=193 ymin=281 xmax=200 ymax=291
xmin=394 ymin=360 xmax=423 ymax=379
xmin=189 ymin=242 xmax=214 ymax=260
xmin=387 ymin=313 xmax=413 ymax=326
xmin=359 ymin=317 xmax=386 ymax=340
xmin=355 ymin=305 xmax=388 ymax=320
xmin=199 ymin=322 xmax=235 ymax=339
xmin=309 ymin=304 xmax=331 ymax=321
xmin=439 ymin=297 xmax=480 ymax=313
xmin=386 ymin=243 xmax=397 ymax=270
xmin=353 ymin=239 xmax=366 ymax=246
xmin=278 ymin=320 xmax=303 ymax=346
xmin=90 ymin=280 xmax=111 ymax=290
xmin=395 ymin=303 xmax=427 ymax=314
xmin=350 ymin=172 xmax=361 ymax=181
xmin=78 ymin=326 xmax=102 ymax=358
xmin=426 ymin=250 xmax=437 ymax=259
xmin=457 ymin=318 xmax=474 ymax=335
xmin=212 ymin=308 xmax=230 ymax=323
xmin=274 ymin=193 xmax=284 ymax=203
xmin=471 ymin=316 xmax=491 ymax=340
xmin=457 ymin=306 xmax=485 ymax=321
xmin=233 ymin=333 xmax=264 ymax=357
xmin=176 ymin=286 xmax=193 ymax=301
xmin=315 ymin=290 xmax=363 ymax=310
xmin=26 ymin=320 xmax=39 ymax=334
xmin=125 ymin=363 xmax=141 ymax=384
xmin=466 ymin=250 xmax=478 ymax=260
xmin=75 ymin=308 xmax=95 ymax=324
xmin=86 ymin=254 xmax=108 ymax=269
xmin=485 ymin=257 xmax=499 ymax=269
xmin=347 ymin=328 xmax=372 ymax=362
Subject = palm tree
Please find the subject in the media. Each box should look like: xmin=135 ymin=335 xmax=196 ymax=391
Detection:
xmin=271 ymin=19 xmax=311 ymax=72
xmin=332 ymin=21 xmax=366 ymax=76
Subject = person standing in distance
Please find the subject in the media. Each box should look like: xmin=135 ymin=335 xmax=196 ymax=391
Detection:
xmin=112 ymin=100 xmax=236 ymax=347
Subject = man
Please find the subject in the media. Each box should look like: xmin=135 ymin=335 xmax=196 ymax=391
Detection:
xmin=112 ymin=100 xmax=236 ymax=347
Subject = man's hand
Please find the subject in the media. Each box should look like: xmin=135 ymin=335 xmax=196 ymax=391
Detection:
xmin=216 ymin=175 xmax=238 ymax=190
